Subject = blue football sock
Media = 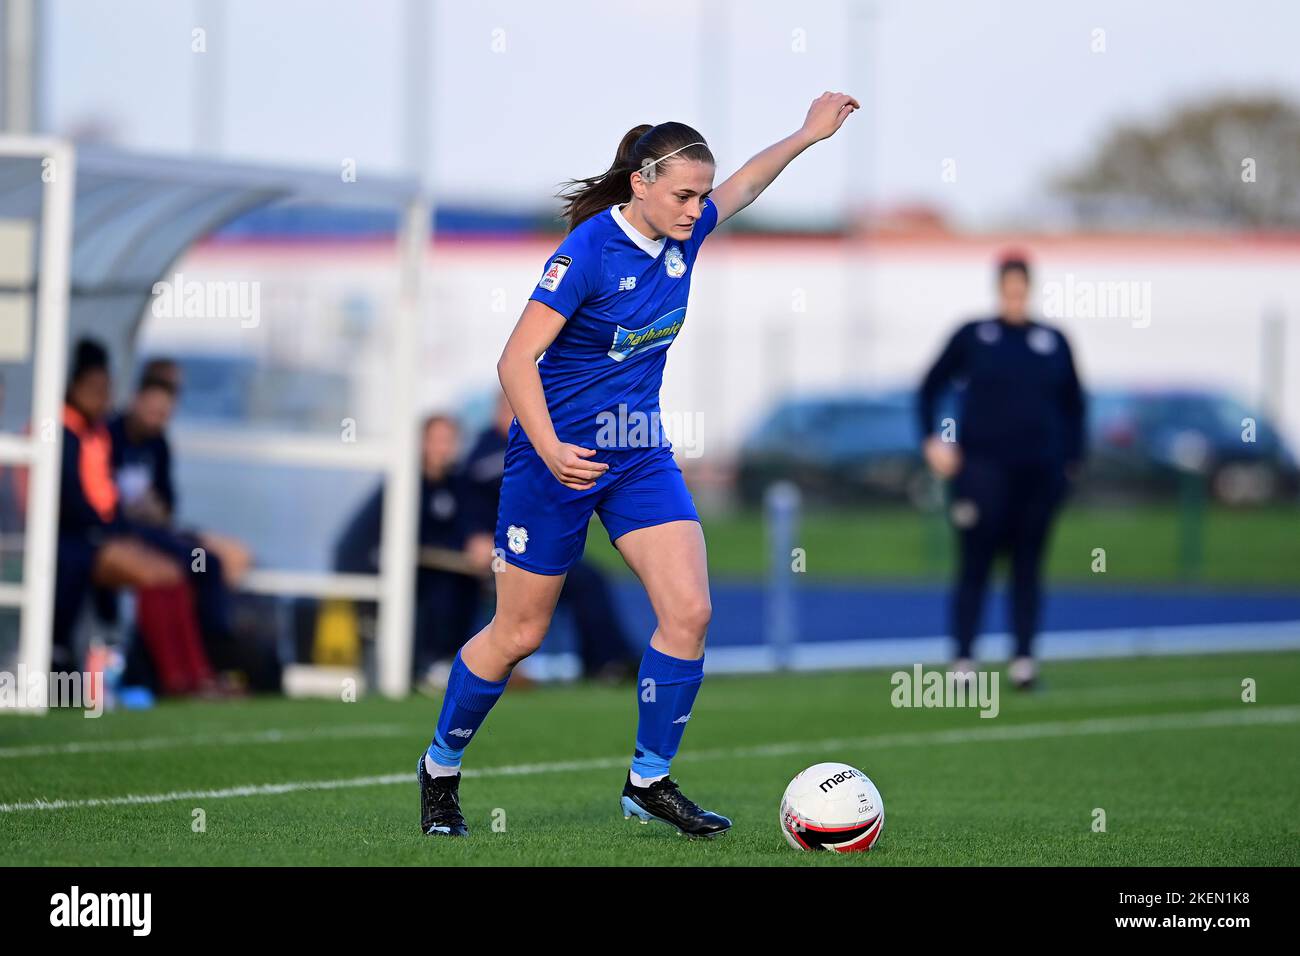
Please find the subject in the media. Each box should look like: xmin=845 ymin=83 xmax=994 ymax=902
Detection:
xmin=426 ymin=651 xmax=509 ymax=769
xmin=631 ymin=644 xmax=704 ymax=781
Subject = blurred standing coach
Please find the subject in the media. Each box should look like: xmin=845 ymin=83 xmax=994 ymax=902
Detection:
xmin=917 ymin=255 xmax=1086 ymax=689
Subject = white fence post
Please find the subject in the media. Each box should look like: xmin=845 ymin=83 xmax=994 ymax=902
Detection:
xmin=375 ymin=198 xmax=429 ymax=698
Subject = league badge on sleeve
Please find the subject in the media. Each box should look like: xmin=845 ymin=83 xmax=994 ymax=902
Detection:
xmin=540 ymin=255 xmax=572 ymax=291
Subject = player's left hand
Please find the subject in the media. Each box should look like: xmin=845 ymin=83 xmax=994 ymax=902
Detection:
xmin=800 ymin=91 xmax=860 ymax=142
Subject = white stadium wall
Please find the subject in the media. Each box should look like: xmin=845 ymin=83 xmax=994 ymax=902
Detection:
xmin=143 ymin=233 xmax=1300 ymax=458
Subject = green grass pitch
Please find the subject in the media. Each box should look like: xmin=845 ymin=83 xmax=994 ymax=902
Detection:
xmin=586 ymin=504 xmax=1300 ymax=586
xmin=2 ymin=650 xmax=1298 ymax=866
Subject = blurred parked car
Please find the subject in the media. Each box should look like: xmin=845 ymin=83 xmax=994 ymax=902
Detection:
xmin=736 ymin=386 xmax=1298 ymax=509
xmin=736 ymin=392 xmax=929 ymax=507
xmin=1086 ymin=388 xmax=1298 ymax=504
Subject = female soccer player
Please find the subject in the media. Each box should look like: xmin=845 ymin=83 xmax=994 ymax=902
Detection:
xmin=419 ymin=92 xmax=859 ymax=838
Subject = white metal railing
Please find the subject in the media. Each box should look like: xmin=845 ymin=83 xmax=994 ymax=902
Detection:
xmin=171 ymin=429 xmax=392 ymax=470
xmin=238 ymin=570 xmax=382 ymax=602
xmin=0 ymin=136 xmax=76 ymax=714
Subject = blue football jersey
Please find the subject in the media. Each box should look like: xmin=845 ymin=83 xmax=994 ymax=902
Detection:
xmin=521 ymin=198 xmax=720 ymax=451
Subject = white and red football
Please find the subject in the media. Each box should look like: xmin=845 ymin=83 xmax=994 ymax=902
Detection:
xmin=780 ymin=761 xmax=885 ymax=852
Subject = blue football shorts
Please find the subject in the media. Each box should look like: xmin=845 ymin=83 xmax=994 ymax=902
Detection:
xmin=493 ymin=439 xmax=699 ymax=575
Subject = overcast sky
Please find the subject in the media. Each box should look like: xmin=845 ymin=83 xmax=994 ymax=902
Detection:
xmin=43 ymin=0 xmax=1300 ymax=228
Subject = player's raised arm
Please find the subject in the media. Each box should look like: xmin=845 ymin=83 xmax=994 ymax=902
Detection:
xmin=708 ymin=91 xmax=859 ymax=224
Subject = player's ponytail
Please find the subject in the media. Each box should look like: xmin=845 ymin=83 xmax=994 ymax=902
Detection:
xmin=558 ymin=122 xmax=714 ymax=232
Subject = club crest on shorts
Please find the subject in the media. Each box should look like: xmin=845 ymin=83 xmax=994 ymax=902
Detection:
xmin=506 ymin=525 xmax=529 ymax=555
xmin=664 ymin=244 xmax=686 ymax=278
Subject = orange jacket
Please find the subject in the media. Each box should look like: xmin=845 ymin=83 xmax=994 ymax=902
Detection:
xmin=63 ymin=404 xmax=118 ymax=524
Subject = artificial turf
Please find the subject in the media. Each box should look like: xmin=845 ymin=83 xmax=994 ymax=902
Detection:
xmin=2 ymin=650 xmax=1297 ymax=866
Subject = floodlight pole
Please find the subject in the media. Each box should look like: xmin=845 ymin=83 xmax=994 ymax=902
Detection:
xmin=2 ymin=0 xmax=39 ymax=134
xmin=376 ymin=196 xmax=429 ymax=698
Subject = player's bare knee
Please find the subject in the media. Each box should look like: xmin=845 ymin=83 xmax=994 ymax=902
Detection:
xmin=497 ymin=618 xmax=548 ymax=662
xmin=661 ymin=595 xmax=712 ymax=645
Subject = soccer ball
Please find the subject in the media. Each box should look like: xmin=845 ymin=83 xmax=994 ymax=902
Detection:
xmin=780 ymin=761 xmax=885 ymax=852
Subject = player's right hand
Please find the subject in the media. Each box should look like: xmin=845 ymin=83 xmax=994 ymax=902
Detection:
xmin=923 ymin=434 xmax=963 ymax=479
xmin=544 ymin=442 xmax=609 ymax=491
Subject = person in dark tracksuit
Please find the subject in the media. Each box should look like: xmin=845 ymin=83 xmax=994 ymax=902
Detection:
xmin=335 ymin=414 xmax=487 ymax=681
xmin=463 ymin=394 xmax=638 ymax=682
xmin=917 ymin=255 xmax=1085 ymax=689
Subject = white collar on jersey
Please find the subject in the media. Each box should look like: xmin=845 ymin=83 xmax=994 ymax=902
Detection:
xmin=610 ymin=203 xmax=666 ymax=258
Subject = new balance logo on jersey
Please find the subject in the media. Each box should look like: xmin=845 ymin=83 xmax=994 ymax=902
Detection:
xmin=673 ymin=713 xmax=692 ymax=724
xmin=446 ymin=728 xmax=474 ymax=739
xmin=618 ymin=276 xmax=637 ymax=291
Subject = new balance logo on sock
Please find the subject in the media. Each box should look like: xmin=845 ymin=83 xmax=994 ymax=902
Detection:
xmin=673 ymin=713 xmax=692 ymax=724
xmin=447 ymin=728 xmax=474 ymax=739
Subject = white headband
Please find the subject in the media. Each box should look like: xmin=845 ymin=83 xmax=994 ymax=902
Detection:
xmin=639 ymin=141 xmax=708 ymax=182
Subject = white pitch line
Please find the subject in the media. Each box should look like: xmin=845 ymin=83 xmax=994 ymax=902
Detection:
xmin=2 ymin=704 xmax=1296 ymax=815
xmin=0 ymin=675 xmax=1259 ymax=760
xmin=0 ymin=724 xmax=410 ymax=759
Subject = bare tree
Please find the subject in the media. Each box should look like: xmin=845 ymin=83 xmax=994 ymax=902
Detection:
xmin=1054 ymin=95 xmax=1300 ymax=229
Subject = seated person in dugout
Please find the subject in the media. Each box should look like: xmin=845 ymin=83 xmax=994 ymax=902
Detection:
xmin=54 ymin=339 xmax=237 ymax=693
xmin=107 ymin=357 xmax=252 ymax=585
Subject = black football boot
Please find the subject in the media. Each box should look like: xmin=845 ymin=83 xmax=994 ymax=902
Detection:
xmin=620 ymin=772 xmax=731 ymax=838
xmin=418 ymin=754 xmax=469 ymax=837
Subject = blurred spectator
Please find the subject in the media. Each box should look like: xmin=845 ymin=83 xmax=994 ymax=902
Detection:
xmin=54 ymin=338 xmax=214 ymax=693
xmin=107 ymin=359 xmax=252 ymax=582
xmin=918 ymin=254 xmax=1085 ymax=690
xmin=335 ymin=414 xmax=488 ymax=684
xmin=464 ymin=392 xmax=637 ymax=683
xmin=107 ymin=359 xmax=178 ymax=527
xmin=99 ymin=357 xmax=258 ymax=692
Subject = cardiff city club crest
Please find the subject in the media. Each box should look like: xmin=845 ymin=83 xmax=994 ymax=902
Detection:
xmin=507 ymin=525 xmax=528 ymax=555
xmin=664 ymin=245 xmax=686 ymax=278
